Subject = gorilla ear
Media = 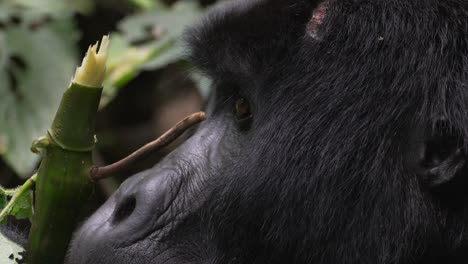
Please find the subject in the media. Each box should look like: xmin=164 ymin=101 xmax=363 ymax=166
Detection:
xmin=405 ymin=120 xmax=466 ymax=188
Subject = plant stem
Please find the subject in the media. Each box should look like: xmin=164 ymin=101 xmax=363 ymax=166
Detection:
xmin=0 ymin=174 xmax=36 ymax=220
xmin=27 ymin=36 xmax=109 ymax=264
xmin=90 ymin=111 xmax=206 ymax=181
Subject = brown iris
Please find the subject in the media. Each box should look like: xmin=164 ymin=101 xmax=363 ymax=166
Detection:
xmin=234 ymin=98 xmax=252 ymax=122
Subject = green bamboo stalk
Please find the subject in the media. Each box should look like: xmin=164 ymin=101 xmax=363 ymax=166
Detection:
xmin=27 ymin=36 xmax=109 ymax=264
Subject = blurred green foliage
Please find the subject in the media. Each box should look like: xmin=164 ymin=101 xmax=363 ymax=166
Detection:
xmin=0 ymin=8 xmax=78 ymax=177
xmin=0 ymin=0 xmax=209 ymax=178
xmin=103 ymin=1 xmax=202 ymax=106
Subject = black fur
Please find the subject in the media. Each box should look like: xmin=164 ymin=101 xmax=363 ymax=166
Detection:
xmin=67 ymin=0 xmax=468 ymax=263
xmin=0 ymin=223 xmax=27 ymax=247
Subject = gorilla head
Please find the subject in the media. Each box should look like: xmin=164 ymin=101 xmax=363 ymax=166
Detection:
xmin=68 ymin=0 xmax=468 ymax=263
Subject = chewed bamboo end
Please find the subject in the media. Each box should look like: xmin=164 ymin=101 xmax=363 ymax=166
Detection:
xmin=73 ymin=35 xmax=110 ymax=88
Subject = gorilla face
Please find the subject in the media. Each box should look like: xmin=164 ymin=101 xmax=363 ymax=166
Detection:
xmin=68 ymin=0 xmax=468 ymax=263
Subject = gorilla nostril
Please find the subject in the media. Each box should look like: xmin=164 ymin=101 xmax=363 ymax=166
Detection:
xmin=113 ymin=196 xmax=136 ymax=224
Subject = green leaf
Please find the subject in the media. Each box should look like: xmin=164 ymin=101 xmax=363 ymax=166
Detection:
xmin=101 ymin=1 xmax=203 ymax=108
xmin=0 ymin=230 xmax=25 ymax=264
xmin=3 ymin=0 xmax=95 ymax=14
xmin=0 ymin=189 xmax=6 ymax=215
xmin=189 ymin=70 xmax=213 ymax=100
xmin=117 ymin=2 xmax=197 ymax=43
xmin=140 ymin=40 xmax=181 ymax=70
xmin=0 ymin=181 xmax=34 ymax=223
xmin=129 ymin=0 xmax=158 ymax=11
xmin=118 ymin=0 xmax=202 ymax=68
xmin=8 ymin=189 xmax=33 ymax=221
xmin=0 ymin=10 xmax=78 ymax=177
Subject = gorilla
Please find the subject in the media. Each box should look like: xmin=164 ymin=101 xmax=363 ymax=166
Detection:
xmin=66 ymin=0 xmax=468 ymax=263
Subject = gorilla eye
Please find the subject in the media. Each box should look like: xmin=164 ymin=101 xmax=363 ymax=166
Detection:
xmin=234 ymin=98 xmax=252 ymax=128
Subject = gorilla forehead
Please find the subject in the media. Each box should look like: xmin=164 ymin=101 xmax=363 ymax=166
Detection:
xmin=186 ymin=0 xmax=468 ymax=144
xmin=187 ymin=0 xmax=468 ymax=140
xmin=185 ymin=0 xmax=314 ymax=81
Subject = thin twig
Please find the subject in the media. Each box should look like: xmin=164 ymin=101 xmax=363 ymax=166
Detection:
xmin=90 ymin=111 xmax=206 ymax=181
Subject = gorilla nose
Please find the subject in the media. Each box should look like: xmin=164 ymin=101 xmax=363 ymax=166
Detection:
xmin=112 ymin=168 xmax=181 ymax=228
xmin=67 ymin=169 xmax=183 ymax=262
xmin=112 ymin=194 xmax=137 ymax=224
xmin=76 ymin=168 xmax=182 ymax=247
